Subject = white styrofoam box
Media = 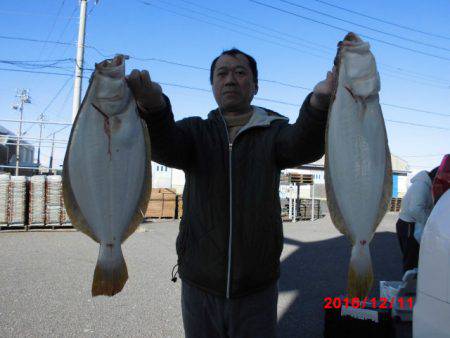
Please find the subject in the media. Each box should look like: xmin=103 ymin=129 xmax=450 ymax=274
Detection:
xmin=380 ymin=281 xmax=403 ymax=300
xmin=46 ymin=175 xmax=62 ymax=225
xmin=29 ymin=175 xmax=46 ymax=225
xmin=0 ymin=173 xmax=10 ymax=225
xmin=9 ymin=176 xmax=26 ymax=225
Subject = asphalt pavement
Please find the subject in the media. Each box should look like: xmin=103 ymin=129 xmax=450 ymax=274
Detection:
xmin=0 ymin=213 xmax=408 ymax=337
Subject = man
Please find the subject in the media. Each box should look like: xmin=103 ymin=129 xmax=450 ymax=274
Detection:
xmin=396 ymin=167 xmax=438 ymax=273
xmin=126 ymin=47 xmax=341 ymax=337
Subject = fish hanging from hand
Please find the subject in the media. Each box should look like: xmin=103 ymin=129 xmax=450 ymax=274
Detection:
xmin=325 ymin=33 xmax=392 ymax=299
xmin=62 ymin=55 xmax=152 ymax=296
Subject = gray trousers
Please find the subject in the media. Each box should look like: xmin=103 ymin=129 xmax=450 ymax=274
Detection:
xmin=181 ymin=281 xmax=278 ymax=338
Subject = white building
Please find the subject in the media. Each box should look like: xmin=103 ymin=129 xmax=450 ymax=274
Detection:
xmin=151 ymin=162 xmax=185 ymax=194
xmin=151 ymin=154 xmax=410 ymax=198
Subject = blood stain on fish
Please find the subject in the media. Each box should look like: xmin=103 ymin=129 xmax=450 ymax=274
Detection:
xmin=92 ymin=103 xmax=112 ymax=160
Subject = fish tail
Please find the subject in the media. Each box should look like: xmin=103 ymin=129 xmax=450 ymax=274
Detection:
xmin=347 ymin=240 xmax=373 ymax=299
xmin=92 ymin=243 xmax=128 ymax=297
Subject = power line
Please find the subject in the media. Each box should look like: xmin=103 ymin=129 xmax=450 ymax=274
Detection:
xmin=309 ymin=0 xmax=450 ymax=42
xmin=0 ymin=67 xmax=74 ymax=77
xmin=134 ymin=54 xmax=450 ymax=90
xmin=137 ymin=55 xmax=449 ymax=89
xmin=4 ymin=58 xmax=448 ymax=118
xmin=0 ymin=58 xmax=74 ymax=64
xmin=380 ymin=63 xmax=450 ymax=85
xmin=181 ymin=0 xmax=332 ymax=52
xmin=3 ymin=30 xmax=450 ymax=86
xmin=385 ymin=119 xmax=450 ymax=131
xmin=0 ymin=119 xmax=72 ymax=126
xmin=380 ymin=70 xmax=450 ymax=90
xmin=0 ymin=34 xmax=75 ymax=46
xmin=128 ymin=57 xmax=450 ymax=117
xmin=381 ymin=103 xmax=450 ymax=117
xmin=2 ymin=55 xmax=449 ymax=118
xmin=54 ymin=81 xmax=75 ymax=120
xmin=158 ymin=0 xmax=332 ymax=54
xmin=0 ymin=59 xmax=74 ymax=70
xmin=279 ymin=0 xmax=450 ymax=53
xmin=137 ymin=2 xmax=450 ymax=86
xmin=249 ymin=0 xmax=450 ymax=62
xmin=46 ymin=5 xmax=79 ymax=59
xmin=22 ymin=0 xmax=68 ymax=88
xmin=0 ymin=10 xmax=76 ymax=19
xmin=134 ymin=57 xmax=312 ymax=90
xmin=45 ymin=125 xmax=71 ymax=139
xmin=401 ymin=154 xmax=446 ymax=158
xmin=40 ymin=76 xmax=73 ymax=116
xmin=0 ymin=35 xmax=109 ymax=58
xmin=157 ymin=81 xmax=450 ymax=127
xmin=139 ymin=1 xmax=329 ymax=61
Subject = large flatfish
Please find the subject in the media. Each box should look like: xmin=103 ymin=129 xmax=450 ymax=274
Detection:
xmin=62 ymin=55 xmax=152 ymax=296
xmin=325 ymin=33 xmax=392 ymax=298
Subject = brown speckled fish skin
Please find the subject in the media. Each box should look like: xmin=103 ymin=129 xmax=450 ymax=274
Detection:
xmin=325 ymin=33 xmax=392 ymax=298
xmin=62 ymin=55 xmax=152 ymax=297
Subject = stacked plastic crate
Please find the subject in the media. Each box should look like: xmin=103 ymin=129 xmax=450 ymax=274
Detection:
xmin=8 ymin=176 xmax=27 ymax=227
xmin=46 ymin=175 xmax=62 ymax=226
xmin=0 ymin=174 xmax=10 ymax=227
xmin=29 ymin=175 xmax=46 ymax=226
xmin=60 ymin=192 xmax=71 ymax=226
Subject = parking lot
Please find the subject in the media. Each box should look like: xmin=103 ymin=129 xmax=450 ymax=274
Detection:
xmin=0 ymin=213 xmax=407 ymax=337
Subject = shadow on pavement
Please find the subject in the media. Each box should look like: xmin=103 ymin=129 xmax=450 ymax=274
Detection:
xmin=277 ymin=231 xmax=403 ymax=338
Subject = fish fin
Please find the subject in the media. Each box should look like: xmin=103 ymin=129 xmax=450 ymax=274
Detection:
xmin=324 ymin=152 xmax=353 ymax=242
xmin=348 ymin=241 xmax=373 ymax=298
xmin=62 ymin=124 xmax=98 ymax=242
xmin=92 ymin=243 xmax=128 ymax=297
xmin=372 ymin=120 xmax=393 ymax=233
xmin=123 ymin=116 xmax=152 ymax=242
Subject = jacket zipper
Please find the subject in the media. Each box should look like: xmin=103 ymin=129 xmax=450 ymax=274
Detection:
xmin=226 ymin=142 xmax=233 ymax=299
xmin=219 ymin=112 xmax=233 ymax=299
xmin=220 ymin=108 xmax=269 ymax=298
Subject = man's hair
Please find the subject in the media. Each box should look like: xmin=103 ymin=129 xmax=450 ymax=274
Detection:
xmin=210 ymin=48 xmax=258 ymax=86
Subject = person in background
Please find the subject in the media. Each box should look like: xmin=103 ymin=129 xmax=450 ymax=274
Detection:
xmin=431 ymin=154 xmax=450 ymax=204
xmin=396 ymin=167 xmax=439 ymax=272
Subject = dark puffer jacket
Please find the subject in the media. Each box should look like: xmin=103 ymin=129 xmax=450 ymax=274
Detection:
xmin=140 ymin=93 xmax=327 ymax=298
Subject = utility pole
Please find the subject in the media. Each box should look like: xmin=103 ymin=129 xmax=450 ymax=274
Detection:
xmin=37 ymin=113 xmax=44 ymax=166
xmin=12 ymin=89 xmax=31 ymax=176
xmin=72 ymin=0 xmax=88 ymax=121
xmin=49 ymin=133 xmax=55 ymax=173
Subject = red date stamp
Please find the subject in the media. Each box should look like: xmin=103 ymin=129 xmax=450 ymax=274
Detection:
xmin=324 ymin=297 xmax=413 ymax=310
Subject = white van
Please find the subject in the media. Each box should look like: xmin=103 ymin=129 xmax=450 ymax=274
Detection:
xmin=413 ymin=189 xmax=450 ymax=337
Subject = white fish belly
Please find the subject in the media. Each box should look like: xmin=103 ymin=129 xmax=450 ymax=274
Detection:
xmin=67 ymin=100 xmax=147 ymax=243
xmin=327 ymin=89 xmax=387 ymax=241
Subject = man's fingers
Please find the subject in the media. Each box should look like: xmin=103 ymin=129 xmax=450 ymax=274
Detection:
xmin=141 ymin=70 xmax=152 ymax=87
xmin=153 ymin=82 xmax=162 ymax=95
xmin=127 ymin=69 xmax=140 ymax=81
xmin=126 ymin=69 xmax=141 ymax=92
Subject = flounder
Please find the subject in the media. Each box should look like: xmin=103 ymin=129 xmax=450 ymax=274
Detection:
xmin=62 ymin=55 xmax=152 ymax=296
xmin=325 ymin=33 xmax=392 ymax=298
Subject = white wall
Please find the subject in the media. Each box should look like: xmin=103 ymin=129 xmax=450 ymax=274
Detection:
xmin=151 ymin=162 xmax=185 ymax=194
xmin=171 ymin=168 xmax=185 ymax=194
xmin=151 ymin=162 xmax=171 ymax=189
xmin=397 ymin=175 xmax=409 ymax=198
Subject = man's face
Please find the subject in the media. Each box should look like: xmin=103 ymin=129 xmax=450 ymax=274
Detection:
xmin=212 ymin=54 xmax=257 ymax=113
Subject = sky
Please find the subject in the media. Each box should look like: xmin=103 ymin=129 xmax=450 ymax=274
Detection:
xmin=0 ymin=0 xmax=449 ymax=173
